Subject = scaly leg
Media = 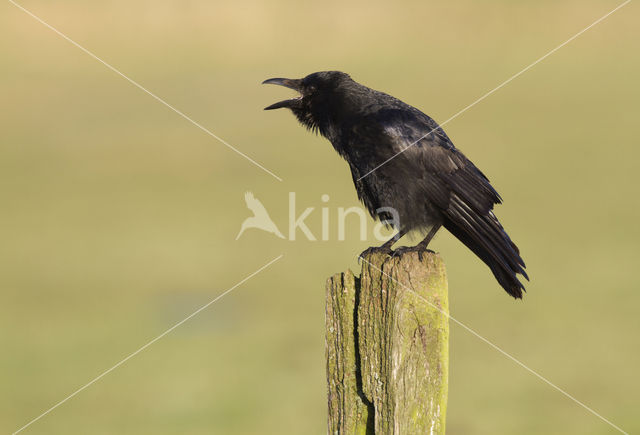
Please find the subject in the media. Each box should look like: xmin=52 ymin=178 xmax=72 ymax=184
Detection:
xmin=359 ymin=228 xmax=408 ymax=262
xmin=392 ymin=223 xmax=442 ymax=260
xmin=417 ymin=223 xmax=441 ymax=250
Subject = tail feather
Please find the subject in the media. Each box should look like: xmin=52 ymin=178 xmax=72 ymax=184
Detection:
xmin=444 ymin=195 xmax=528 ymax=298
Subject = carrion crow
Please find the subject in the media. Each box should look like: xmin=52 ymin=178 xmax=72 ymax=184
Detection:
xmin=263 ymin=71 xmax=528 ymax=298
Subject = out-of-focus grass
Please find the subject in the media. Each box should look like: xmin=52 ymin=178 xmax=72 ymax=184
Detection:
xmin=1 ymin=1 xmax=638 ymax=434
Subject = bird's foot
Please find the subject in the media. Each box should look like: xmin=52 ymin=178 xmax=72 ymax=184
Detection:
xmin=391 ymin=245 xmax=435 ymax=261
xmin=358 ymin=245 xmax=393 ymax=263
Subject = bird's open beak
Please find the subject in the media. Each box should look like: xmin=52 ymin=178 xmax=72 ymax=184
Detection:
xmin=262 ymin=77 xmax=303 ymax=110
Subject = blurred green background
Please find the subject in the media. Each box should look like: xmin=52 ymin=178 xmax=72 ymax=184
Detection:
xmin=2 ymin=1 xmax=639 ymax=433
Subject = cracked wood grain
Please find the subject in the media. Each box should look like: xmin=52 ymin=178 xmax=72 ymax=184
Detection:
xmin=326 ymin=251 xmax=449 ymax=434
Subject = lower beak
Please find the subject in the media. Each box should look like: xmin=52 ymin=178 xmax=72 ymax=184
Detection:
xmin=262 ymin=77 xmax=303 ymax=110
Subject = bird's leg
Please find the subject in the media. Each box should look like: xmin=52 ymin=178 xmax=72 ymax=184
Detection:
xmin=418 ymin=223 xmax=441 ymax=249
xmin=392 ymin=223 xmax=442 ymax=260
xmin=415 ymin=223 xmax=441 ymax=260
xmin=359 ymin=229 xmax=407 ymax=262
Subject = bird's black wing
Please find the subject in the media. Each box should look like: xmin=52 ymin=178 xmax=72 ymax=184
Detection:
xmin=377 ymin=108 xmax=528 ymax=298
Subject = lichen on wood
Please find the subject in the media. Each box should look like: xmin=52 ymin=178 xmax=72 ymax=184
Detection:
xmin=326 ymin=251 xmax=449 ymax=434
xmin=326 ymin=269 xmax=373 ymax=434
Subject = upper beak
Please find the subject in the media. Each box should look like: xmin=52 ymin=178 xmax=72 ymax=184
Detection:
xmin=262 ymin=77 xmax=303 ymax=110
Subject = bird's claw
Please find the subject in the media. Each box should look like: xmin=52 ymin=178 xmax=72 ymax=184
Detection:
xmin=358 ymin=245 xmax=393 ymax=263
xmin=390 ymin=246 xmax=412 ymax=258
xmin=390 ymin=246 xmax=434 ymax=261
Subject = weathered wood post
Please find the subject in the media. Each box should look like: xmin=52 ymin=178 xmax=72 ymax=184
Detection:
xmin=326 ymin=251 xmax=449 ymax=434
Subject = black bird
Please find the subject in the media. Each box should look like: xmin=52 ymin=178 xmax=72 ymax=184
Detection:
xmin=263 ymin=71 xmax=528 ymax=298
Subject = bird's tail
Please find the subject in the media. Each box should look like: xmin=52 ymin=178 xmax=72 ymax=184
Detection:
xmin=443 ymin=211 xmax=528 ymax=298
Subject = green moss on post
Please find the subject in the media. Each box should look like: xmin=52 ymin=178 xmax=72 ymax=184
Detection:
xmin=326 ymin=270 xmax=373 ymax=434
xmin=326 ymin=251 xmax=449 ymax=434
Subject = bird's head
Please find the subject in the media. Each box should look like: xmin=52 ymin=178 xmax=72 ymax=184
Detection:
xmin=262 ymin=71 xmax=355 ymax=134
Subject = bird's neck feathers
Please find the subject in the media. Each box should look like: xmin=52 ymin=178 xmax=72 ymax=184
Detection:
xmin=291 ymin=98 xmax=336 ymax=138
xmin=291 ymin=85 xmax=361 ymax=141
xmin=291 ymin=105 xmax=323 ymax=135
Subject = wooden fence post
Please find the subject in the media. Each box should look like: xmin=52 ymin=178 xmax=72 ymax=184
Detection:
xmin=326 ymin=251 xmax=449 ymax=434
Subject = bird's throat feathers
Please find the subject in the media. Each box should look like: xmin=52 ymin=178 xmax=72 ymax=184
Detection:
xmin=290 ymin=90 xmax=357 ymax=141
xmin=291 ymin=104 xmax=323 ymax=135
